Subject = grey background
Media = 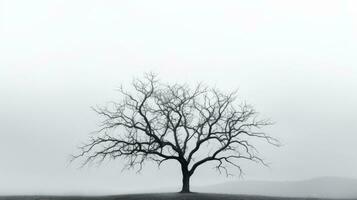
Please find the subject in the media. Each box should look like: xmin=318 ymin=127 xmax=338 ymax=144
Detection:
xmin=1 ymin=0 xmax=356 ymax=195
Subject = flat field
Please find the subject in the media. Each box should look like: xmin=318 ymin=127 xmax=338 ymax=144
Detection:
xmin=0 ymin=193 xmax=351 ymax=200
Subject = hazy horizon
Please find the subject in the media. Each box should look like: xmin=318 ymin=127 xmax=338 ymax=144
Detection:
xmin=1 ymin=0 xmax=357 ymax=195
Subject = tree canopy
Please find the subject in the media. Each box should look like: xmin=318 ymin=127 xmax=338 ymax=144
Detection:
xmin=73 ymin=73 xmax=279 ymax=192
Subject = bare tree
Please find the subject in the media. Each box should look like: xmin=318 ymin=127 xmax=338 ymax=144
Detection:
xmin=72 ymin=73 xmax=279 ymax=193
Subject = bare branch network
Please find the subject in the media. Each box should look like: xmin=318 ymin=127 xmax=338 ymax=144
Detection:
xmin=72 ymin=73 xmax=279 ymax=193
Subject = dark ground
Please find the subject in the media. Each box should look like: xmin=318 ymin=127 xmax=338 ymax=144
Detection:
xmin=0 ymin=193 xmax=353 ymax=200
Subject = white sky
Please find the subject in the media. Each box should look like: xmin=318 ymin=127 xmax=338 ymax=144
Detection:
xmin=1 ymin=0 xmax=357 ymax=195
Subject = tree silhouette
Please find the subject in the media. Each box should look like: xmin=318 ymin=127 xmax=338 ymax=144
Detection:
xmin=73 ymin=73 xmax=279 ymax=193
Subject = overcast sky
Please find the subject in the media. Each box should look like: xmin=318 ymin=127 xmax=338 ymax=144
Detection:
xmin=1 ymin=0 xmax=357 ymax=195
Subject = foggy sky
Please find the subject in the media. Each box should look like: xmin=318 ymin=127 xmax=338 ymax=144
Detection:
xmin=1 ymin=0 xmax=357 ymax=195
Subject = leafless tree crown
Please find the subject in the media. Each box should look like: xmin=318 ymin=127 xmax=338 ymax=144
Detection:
xmin=73 ymin=73 xmax=279 ymax=177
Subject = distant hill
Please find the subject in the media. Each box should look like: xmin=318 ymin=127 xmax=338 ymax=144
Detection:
xmin=1 ymin=177 xmax=356 ymax=199
xmin=195 ymin=177 xmax=357 ymax=199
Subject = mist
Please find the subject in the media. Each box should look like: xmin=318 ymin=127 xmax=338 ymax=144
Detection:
xmin=1 ymin=0 xmax=357 ymax=195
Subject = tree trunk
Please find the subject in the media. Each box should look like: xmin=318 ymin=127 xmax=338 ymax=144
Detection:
xmin=180 ymin=165 xmax=191 ymax=193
